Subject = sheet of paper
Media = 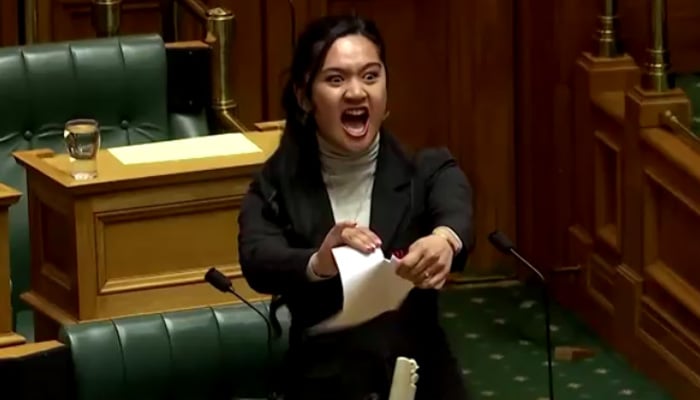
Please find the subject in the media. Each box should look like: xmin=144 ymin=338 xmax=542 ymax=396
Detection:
xmin=107 ymin=133 xmax=262 ymax=165
xmin=311 ymin=246 xmax=415 ymax=332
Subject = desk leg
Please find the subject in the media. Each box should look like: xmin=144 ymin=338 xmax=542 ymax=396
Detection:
xmin=0 ymin=199 xmax=25 ymax=347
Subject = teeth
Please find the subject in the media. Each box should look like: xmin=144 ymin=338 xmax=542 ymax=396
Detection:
xmin=345 ymin=108 xmax=367 ymax=116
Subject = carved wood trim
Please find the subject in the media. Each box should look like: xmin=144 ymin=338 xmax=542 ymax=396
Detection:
xmin=646 ymin=262 xmax=700 ymax=324
xmin=587 ymin=254 xmax=615 ymax=313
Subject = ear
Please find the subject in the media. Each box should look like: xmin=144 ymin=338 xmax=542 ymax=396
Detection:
xmin=294 ymin=85 xmax=312 ymax=113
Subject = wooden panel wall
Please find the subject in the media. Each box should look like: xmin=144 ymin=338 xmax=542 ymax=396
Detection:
xmin=13 ymin=0 xmax=517 ymax=274
xmin=515 ymin=0 xmax=599 ymax=271
xmin=0 ymin=1 xmax=19 ymax=46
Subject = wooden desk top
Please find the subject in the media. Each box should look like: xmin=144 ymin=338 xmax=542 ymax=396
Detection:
xmin=12 ymin=130 xmax=282 ymax=195
xmin=0 ymin=340 xmax=64 ymax=359
xmin=0 ymin=183 xmax=21 ymax=207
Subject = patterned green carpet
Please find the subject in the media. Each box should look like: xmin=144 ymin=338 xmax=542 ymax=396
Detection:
xmin=439 ymin=283 xmax=673 ymax=400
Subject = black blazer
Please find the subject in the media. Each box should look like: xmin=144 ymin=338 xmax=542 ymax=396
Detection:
xmin=238 ymin=131 xmax=474 ymax=332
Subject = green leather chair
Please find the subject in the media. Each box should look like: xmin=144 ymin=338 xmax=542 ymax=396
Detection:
xmin=676 ymin=73 xmax=700 ymax=136
xmin=0 ymin=34 xmax=210 ymax=317
xmin=59 ymin=301 xmax=290 ymax=400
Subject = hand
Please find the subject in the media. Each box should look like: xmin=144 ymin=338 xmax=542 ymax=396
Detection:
xmin=313 ymin=221 xmax=382 ymax=277
xmin=395 ymin=234 xmax=454 ymax=289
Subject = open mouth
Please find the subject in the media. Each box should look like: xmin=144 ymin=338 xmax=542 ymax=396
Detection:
xmin=340 ymin=107 xmax=370 ymax=138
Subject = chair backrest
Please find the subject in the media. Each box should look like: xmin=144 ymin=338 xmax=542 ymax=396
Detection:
xmin=0 ymin=34 xmax=178 ymax=313
xmin=59 ymin=302 xmax=290 ymax=400
xmin=676 ymin=73 xmax=700 ymax=135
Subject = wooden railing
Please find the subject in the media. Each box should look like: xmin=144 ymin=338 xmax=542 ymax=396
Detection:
xmin=569 ymin=1 xmax=700 ymax=398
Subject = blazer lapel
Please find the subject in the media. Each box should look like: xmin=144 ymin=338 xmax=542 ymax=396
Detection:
xmin=279 ymin=137 xmax=336 ymax=248
xmin=370 ymin=134 xmax=414 ymax=250
xmin=292 ymin=168 xmax=336 ymax=247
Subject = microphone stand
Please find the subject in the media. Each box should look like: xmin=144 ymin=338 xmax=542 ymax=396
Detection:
xmin=488 ymin=230 xmax=554 ymax=400
xmin=205 ymin=268 xmax=280 ymax=400
xmin=225 ymin=287 xmax=280 ymax=400
xmin=508 ymin=247 xmax=555 ymax=400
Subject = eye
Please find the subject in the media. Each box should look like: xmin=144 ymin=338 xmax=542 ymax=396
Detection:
xmin=363 ymin=71 xmax=380 ymax=82
xmin=325 ymin=75 xmax=344 ymax=85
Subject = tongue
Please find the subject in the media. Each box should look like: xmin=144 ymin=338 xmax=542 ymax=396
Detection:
xmin=341 ymin=114 xmax=367 ymax=137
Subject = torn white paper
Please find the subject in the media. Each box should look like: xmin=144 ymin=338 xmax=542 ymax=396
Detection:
xmin=310 ymin=246 xmax=415 ymax=333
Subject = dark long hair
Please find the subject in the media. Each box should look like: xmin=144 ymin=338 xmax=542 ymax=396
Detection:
xmin=279 ymin=15 xmax=388 ymax=155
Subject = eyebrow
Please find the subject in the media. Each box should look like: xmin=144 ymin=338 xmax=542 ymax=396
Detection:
xmin=320 ymin=62 xmax=383 ymax=74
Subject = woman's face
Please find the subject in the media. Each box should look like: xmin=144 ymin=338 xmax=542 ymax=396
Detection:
xmin=308 ymin=34 xmax=387 ymax=153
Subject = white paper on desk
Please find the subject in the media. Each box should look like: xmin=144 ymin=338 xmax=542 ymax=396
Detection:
xmin=312 ymin=246 xmax=414 ymax=332
xmin=107 ymin=133 xmax=262 ymax=165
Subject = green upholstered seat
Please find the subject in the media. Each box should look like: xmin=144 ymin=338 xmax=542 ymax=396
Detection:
xmin=676 ymin=73 xmax=700 ymax=136
xmin=0 ymin=34 xmax=209 ymax=316
xmin=59 ymin=301 xmax=289 ymax=400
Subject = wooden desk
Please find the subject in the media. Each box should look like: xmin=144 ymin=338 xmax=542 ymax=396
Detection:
xmin=0 ymin=340 xmax=63 ymax=359
xmin=0 ymin=183 xmax=22 ymax=347
xmin=13 ymin=131 xmax=281 ymax=340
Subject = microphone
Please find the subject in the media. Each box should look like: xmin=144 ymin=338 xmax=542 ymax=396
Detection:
xmin=488 ymin=230 xmax=555 ymax=400
xmin=204 ymin=267 xmax=281 ymax=400
xmin=488 ymin=231 xmax=545 ymax=283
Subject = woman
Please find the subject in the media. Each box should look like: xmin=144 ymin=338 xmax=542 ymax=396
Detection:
xmin=238 ymin=15 xmax=474 ymax=400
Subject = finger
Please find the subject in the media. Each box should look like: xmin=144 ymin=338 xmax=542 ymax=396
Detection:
xmin=353 ymin=230 xmax=380 ymax=249
xmin=342 ymin=229 xmax=376 ymax=253
xmin=420 ymin=252 xmax=452 ymax=288
xmin=395 ymin=262 xmax=413 ymax=280
xmin=396 ymin=251 xmax=423 ymax=281
xmin=420 ymin=274 xmax=447 ymax=290
xmin=433 ymin=277 xmax=448 ymax=290
xmin=397 ymin=249 xmax=421 ymax=270
xmin=335 ymin=220 xmax=358 ymax=230
xmin=409 ymin=252 xmax=439 ymax=283
xmin=355 ymin=227 xmax=382 ymax=246
xmin=347 ymin=228 xmax=378 ymax=249
xmin=423 ymin=265 xmax=450 ymax=289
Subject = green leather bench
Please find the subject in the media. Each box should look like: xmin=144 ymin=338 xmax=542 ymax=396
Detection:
xmin=58 ymin=301 xmax=289 ymax=400
xmin=676 ymin=73 xmax=700 ymax=135
xmin=0 ymin=34 xmax=210 ymax=318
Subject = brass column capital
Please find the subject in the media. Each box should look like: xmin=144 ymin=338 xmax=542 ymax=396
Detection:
xmin=205 ymin=6 xmax=247 ymax=132
xmin=92 ymin=0 xmax=122 ymax=37
xmin=641 ymin=0 xmax=674 ymax=92
xmin=597 ymin=0 xmax=621 ymax=57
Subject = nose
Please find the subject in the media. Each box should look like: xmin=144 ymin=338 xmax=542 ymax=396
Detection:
xmin=344 ymin=78 xmax=367 ymax=101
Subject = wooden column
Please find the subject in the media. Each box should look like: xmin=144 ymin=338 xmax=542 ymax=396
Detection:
xmin=564 ymin=52 xmax=639 ymax=345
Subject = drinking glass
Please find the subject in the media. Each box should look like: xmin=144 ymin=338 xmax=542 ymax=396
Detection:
xmin=64 ymin=119 xmax=101 ymax=180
